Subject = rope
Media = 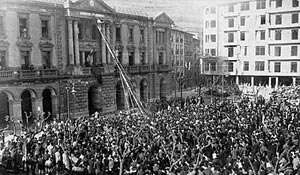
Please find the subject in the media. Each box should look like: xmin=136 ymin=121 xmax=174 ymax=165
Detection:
xmin=95 ymin=19 xmax=146 ymax=115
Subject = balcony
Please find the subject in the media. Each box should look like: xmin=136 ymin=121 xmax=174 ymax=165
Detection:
xmin=0 ymin=68 xmax=58 ymax=81
xmin=157 ymin=64 xmax=171 ymax=72
xmin=139 ymin=65 xmax=150 ymax=72
xmin=126 ymin=65 xmax=139 ymax=73
xmin=82 ymin=67 xmax=91 ymax=75
xmin=0 ymin=70 xmax=15 ymax=80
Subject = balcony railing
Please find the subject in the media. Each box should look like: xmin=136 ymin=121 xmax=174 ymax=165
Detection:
xmin=19 ymin=70 xmax=37 ymax=79
xmin=40 ymin=69 xmax=58 ymax=77
xmin=157 ymin=64 xmax=171 ymax=71
xmin=82 ymin=67 xmax=91 ymax=75
xmin=139 ymin=65 xmax=150 ymax=72
xmin=0 ymin=70 xmax=15 ymax=80
xmin=0 ymin=68 xmax=58 ymax=81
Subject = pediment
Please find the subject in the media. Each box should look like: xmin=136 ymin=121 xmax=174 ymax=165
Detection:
xmin=71 ymin=0 xmax=114 ymax=14
xmin=155 ymin=12 xmax=174 ymax=24
xmin=39 ymin=40 xmax=54 ymax=49
xmin=16 ymin=40 xmax=33 ymax=49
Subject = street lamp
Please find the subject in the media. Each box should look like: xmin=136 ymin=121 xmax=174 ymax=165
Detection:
xmin=65 ymin=79 xmax=78 ymax=121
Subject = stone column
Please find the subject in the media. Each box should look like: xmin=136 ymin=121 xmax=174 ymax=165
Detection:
xmin=102 ymin=23 xmax=107 ymax=64
xmin=51 ymin=95 xmax=58 ymax=117
xmin=74 ymin=20 xmax=80 ymax=66
xmin=275 ymin=77 xmax=279 ymax=89
xmin=106 ymin=24 xmax=111 ymax=64
xmin=81 ymin=52 xmax=85 ymax=66
xmin=235 ymin=76 xmax=239 ymax=85
xmin=293 ymin=77 xmax=296 ymax=86
xmin=251 ymin=76 xmax=254 ymax=87
xmin=68 ymin=19 xmax=74 ymax=65
xmin=268 ymin=77 xmax=272 ymax=88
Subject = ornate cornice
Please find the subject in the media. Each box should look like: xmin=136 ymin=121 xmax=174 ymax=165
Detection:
xmin=16 ymin=39 xmax=33 ymax=49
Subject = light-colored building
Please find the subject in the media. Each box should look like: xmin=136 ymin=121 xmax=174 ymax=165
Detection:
xmin=202 ymin=0 xmax=300 ymax=88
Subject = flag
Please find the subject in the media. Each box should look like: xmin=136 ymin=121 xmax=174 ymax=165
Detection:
xmin=188 ymin=62 xmax=191 ymax=70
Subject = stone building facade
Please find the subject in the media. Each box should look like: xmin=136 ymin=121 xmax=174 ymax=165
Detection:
xmin=0 ymin=0 xmax=173 ymax=128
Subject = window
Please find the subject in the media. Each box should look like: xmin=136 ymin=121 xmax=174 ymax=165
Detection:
xmin=228 ymin=47 xmax=234 ymax=57
xmin=211 ymin=20 xmax=216 ymax=28
xmin=41 ymin=51 xmax=51 ymax=69
xmin=205 ymin=21 xmax=209 ymax=28
xmin=228 ymin=33 xmax=234 ymax=42
xmin=274 ymin=62 xmax=281 ymax=72
xmin=292 ymin=14 xmax=298 ymax=23
xmin=291 ymin=46 xmax=298 ymax=56
xmin=243 ymin=61 xmax=249 ymax=71
xmin=128 ymin=26 xmax=134 ymax=43
xmin=256 ymin=0 xmax=266 ymax=9
xmin=205 ymin=49 xmax=209 ymax=56
xmin=241 ymin=2 xmax=250 ymax=11
xmin=211 ymin=34 xmax=216 ymax=42
xmin=256 ymin=46 xmax=265 ymax=55
xmin=211 ymin=62 xmax=217 ymax=71
xmin=275 ymin=30 xmax=281 ymax=40
xmin=292 ymin=29 xmax=298 ymax=40
xmin=116 ymin=25 xmax=121 ymax=42
xmin=117 ymin=51 xmax=122 ymax=63
xmin=180 ymin=38 xmax=183 ymax=43
xmin=276 ymin=15 xmax=282 ymax=24
xmin=21 ymin=51 xmax=30 ymax=70
xmin=228 ymin=4 xmax=234 ymax=12
xmin=41 ymin=20 xmax=49 ymax=38
xmin=205 ymin=35 xmax=209 ymax=42
xmin=260 ymin=15 xmax=266 ymax=25
xmin=92 ymin=25 xmax=97 ymax=40
xmin=0 ymin=16 xmax=3 ymax=34
xmin=244 ymin=46 xmax=248 ymax=56
xmin=240 ymin=16 xmax=246 ymax=26
xmin=276 ymin=0 xmax=282 ymax=8
xmin=0 ymin=50 xmax=6 ymax=70
xmin=260 ymin=30 xmax=266 ymax=40
xmin=156 ymin=31 xmax=165 ymax=44
xmin=140 ymin=51 xmax=146 ymax=65
xmin=211 ymin=49 xmax=216 ymax=56
xmin=205 ymin=8 xmax=210 ymax=14
xmin=255 ymin=61 xmax=265 ymax=71
xmin=275 ymin=46 xmax=281 ymax=56
xmin=228 ymin=62 xmax=234 ymax=72
xmin=158 ymin=52 xmax=164 ymax=65
xmin=19 ymin=17 xmax=28 ymax=38
xmin=210 ymin=7 xmax=216 ymax=14
xmin=228 ymin=18 xmax=234 ymax=27
xmin=140 ymin=28 xmax=145 ymax=43
xmin=293 ymin=0 xmax=299 ymax=7
xmin=240 ymin=32 xmax=245 ymax=41
xmin=128 ymin=51 xmax=134 ymax=66
xmin=291 ymin=62 xmax=298 ymax=72
xmin=204 ymin=62 xmax=209 ymax=71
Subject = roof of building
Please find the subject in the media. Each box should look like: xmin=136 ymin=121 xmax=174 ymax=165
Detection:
xmin=114 ymin=7 xmax=148 ymax=17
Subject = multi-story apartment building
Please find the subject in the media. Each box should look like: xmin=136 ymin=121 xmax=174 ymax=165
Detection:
xmin=171 ymin=28 xmax=200 ymax=90
xmin=202 ymin=0 xmax=300 ymax=88
xmin=0 ymin=0 xmax=173 ymax=128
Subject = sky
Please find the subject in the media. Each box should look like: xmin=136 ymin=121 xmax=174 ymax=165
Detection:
xmin=104 ymin=0 xmax=235 ymax=33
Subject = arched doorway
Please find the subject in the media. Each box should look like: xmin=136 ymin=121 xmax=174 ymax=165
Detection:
xmin=42 ymin=89 xmax=52 ymax=120
xmin=160 ymin=78 xmax=166 ymax=99
xmin=116 ymin=81 xmax=125 ymax=110
xmin=21 ymin=90 xmax=33 ymax=126
xmin=140 ymin=79 xmax=148 ymax=102
xmin=88 ymin=85 xmax=102 ymax=115
xmin=0 ymin=92 xmax=9 ymax=128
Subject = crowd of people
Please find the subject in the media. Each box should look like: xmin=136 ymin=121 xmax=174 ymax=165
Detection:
xmin=0 ymin=86 xmax=300 ymax=175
